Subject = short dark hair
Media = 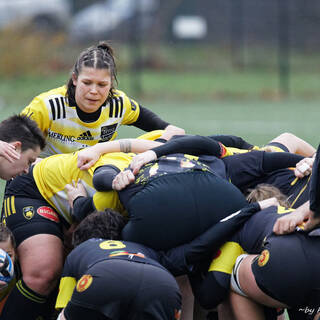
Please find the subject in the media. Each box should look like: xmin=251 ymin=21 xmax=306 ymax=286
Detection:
xmin=0 ymin=115 xmax=45 ymax=151
xmin=66 ymin=41 xmax=118 ymax=107
xmin=72 ymin=209 xmax=127 ymax=247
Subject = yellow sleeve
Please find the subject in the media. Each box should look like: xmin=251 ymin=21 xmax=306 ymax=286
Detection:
xmin=93 ymin=191 xmax=124 ymax=213
xmin=55 ymin=277 xmax=77 ymax=309
xmin=208 ymin=242 xmax=245 ymax=274
xmin=136 ymin=130 xmax=164 ymax=141
xmin=21 ymin=96 xmax=50 ymax=134
xmin=120 ymin=92 xmax=140 ymax=125
xmin=223 ymin=147 xmax=250 ymax=157
xmin=92 ymin=152 xmax=133 ymax=173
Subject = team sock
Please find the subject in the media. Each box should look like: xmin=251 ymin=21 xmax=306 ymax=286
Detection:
xmin=0 ymin=279 xmax=51 ymax=320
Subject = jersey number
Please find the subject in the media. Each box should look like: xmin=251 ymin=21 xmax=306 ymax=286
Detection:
xmin=99 ymin=240 xmax=126 ymax=250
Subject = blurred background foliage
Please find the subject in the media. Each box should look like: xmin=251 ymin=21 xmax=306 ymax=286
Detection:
xmin=0 ymin=0 xmax=319 ymax=148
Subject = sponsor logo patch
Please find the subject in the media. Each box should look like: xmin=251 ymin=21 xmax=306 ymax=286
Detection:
xmin=23 ymin=206 xmax=34 ymax=220
xmin=48 ymin=130 xmax=75 ymax=143
xmin=130 ymin=99 xmax=137 ymax=111
xmin=258 ymin=249 xmax=270 ymax=267
xmin=37 ymin=206 xmax=59 ymax=223
xmin=175 ymin=309 xmax=182 ymax=320
xmin=77 ymin=131 xmax=94 ymax=141
xmin=76 ymin=274 xmax=93 ymax=292
xmin=100 ymin=124 xmax=117 ymax=142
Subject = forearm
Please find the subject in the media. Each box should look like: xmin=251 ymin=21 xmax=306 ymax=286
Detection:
xmin=93 ymin=166 xmax=120 ymax=191
xmin=72 ymin=196 xmax=95 ymax=222
xmin=262 ymin=152 xmax=304 ymax=173
xmin=208 ymin=134 xmax=254 ymax=150
xmin=159 ymin=203 xmax=259 ymax=276
xmin=184 ymin=203 xmax=260 ymax=264
xmin=151 ymin=135 xmax=224 ymax=158
xmin=89 ymin=139 xmax=162 ymax=156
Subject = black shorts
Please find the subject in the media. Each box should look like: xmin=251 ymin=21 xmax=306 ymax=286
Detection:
xmin=64 ymin=259 xmax=181 ymax=320
xmin=265 ymin=142 xmax=289 ymax=153
xmin=252 ymin=233 xmax=320 ymax=310
xmin=3 ymin=196 xmax=63 ymax=247
xmin=122 ymin=171 xmax=247 ymax=250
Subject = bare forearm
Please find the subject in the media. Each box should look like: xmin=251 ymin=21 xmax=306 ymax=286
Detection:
xmin=91 ymin=139 xmax=162 ymax=155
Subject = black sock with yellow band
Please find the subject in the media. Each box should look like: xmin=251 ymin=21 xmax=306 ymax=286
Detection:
xmin=1 ymin=279 xmax=50 ymax=320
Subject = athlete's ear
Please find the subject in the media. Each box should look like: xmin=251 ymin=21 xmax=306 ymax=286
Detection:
xmin=11 ymin=141 xmax=22 ymax=152
xmin=72 ymin=72 xmax=78 ymax=86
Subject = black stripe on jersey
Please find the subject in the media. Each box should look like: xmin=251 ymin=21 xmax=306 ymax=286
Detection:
xmin=109 ymin=99 xmax=114 ymax=118
xmin=49 ymin=99 xmax=56 ymax=120
xmin=49 ymin=98 xmax=67 ymax=120
xmin=114 ymin=98 xmax=119 ymax=117
xmin=60 ymin=97 xmax=66 ymax=118
xmin=109 ymin=97 xmax=123 ymax=118
xmin=119 ymin=97 xmax=124 ymax=117
xmin=55 ymin=98 xmax=61 ymax=119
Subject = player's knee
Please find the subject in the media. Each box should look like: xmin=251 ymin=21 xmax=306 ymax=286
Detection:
xmin=276 ymin=132 xmax=295 ymax=141
xmin=23 ymin=264 xmax=62 ymax=295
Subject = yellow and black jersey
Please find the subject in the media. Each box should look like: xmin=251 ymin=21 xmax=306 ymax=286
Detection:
xmin=21 ymin=86 xmax=140 ymax=157
xmin=56 ymin=202 xmax=260 ymax=310
xmin=209 ymin=205 xmax=294 ymax=275
xmin=223 ymin=143 xmax=287 ymax=158
xmin=32 ymin=152 xmax=133 ymax=224
xmin=194 ymin=205 xmax=294 ymax=309
xmin=56 ymin=239 xmax=165 ymax=309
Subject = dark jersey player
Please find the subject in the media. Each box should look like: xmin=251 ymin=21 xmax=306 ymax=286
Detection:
xmin=56 ymin=203 xmax=266 ymax=320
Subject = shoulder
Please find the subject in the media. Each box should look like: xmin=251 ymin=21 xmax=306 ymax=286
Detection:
xmin=35 ymin=85 xmax=67 ymax=100
xmin=112 ymin=89 xmax=126 ymax=98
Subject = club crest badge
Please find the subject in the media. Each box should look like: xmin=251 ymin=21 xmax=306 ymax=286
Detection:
xmin=76 ymin=274 xmax=93 ymax=292
xmin=23 ymin=206 xmax=34 ymax=220
xmin=258 ymin=249 xmax=270 ymax=267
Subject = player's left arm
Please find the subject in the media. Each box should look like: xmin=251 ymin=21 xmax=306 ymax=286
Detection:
xmin=158 ymin=203 xmax=261 ymax=276
xmin=130 ymin=135 xmax=225 ymax=174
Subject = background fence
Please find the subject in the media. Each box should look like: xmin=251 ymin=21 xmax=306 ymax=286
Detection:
xmin=0 ymin=0 xmax=319 ymax=150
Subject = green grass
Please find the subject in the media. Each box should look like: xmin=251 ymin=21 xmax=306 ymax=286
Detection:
xmin=0 ymin=71 xmax=319 ymax=147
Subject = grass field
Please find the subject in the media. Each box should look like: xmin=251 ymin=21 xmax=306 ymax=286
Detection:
xmin=0 ymin=71 xmax=319 ymax=144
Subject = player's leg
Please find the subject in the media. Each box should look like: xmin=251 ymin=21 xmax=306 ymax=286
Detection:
xmin=264 ymin=132 xmax=315 ymax=156
xmin=2 ymin=197 xmax=64 ymax=320
xmin=132 ymin=263 xmax=181 ymax=320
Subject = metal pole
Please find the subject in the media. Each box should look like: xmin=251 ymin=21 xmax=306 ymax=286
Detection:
xmin=230 ymin=0 xmax=244 ymax=69
xmin=277 ymin=0 xmax=290 ymax=96
xmin=130 ymin=0 xmax=143 ymax=96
